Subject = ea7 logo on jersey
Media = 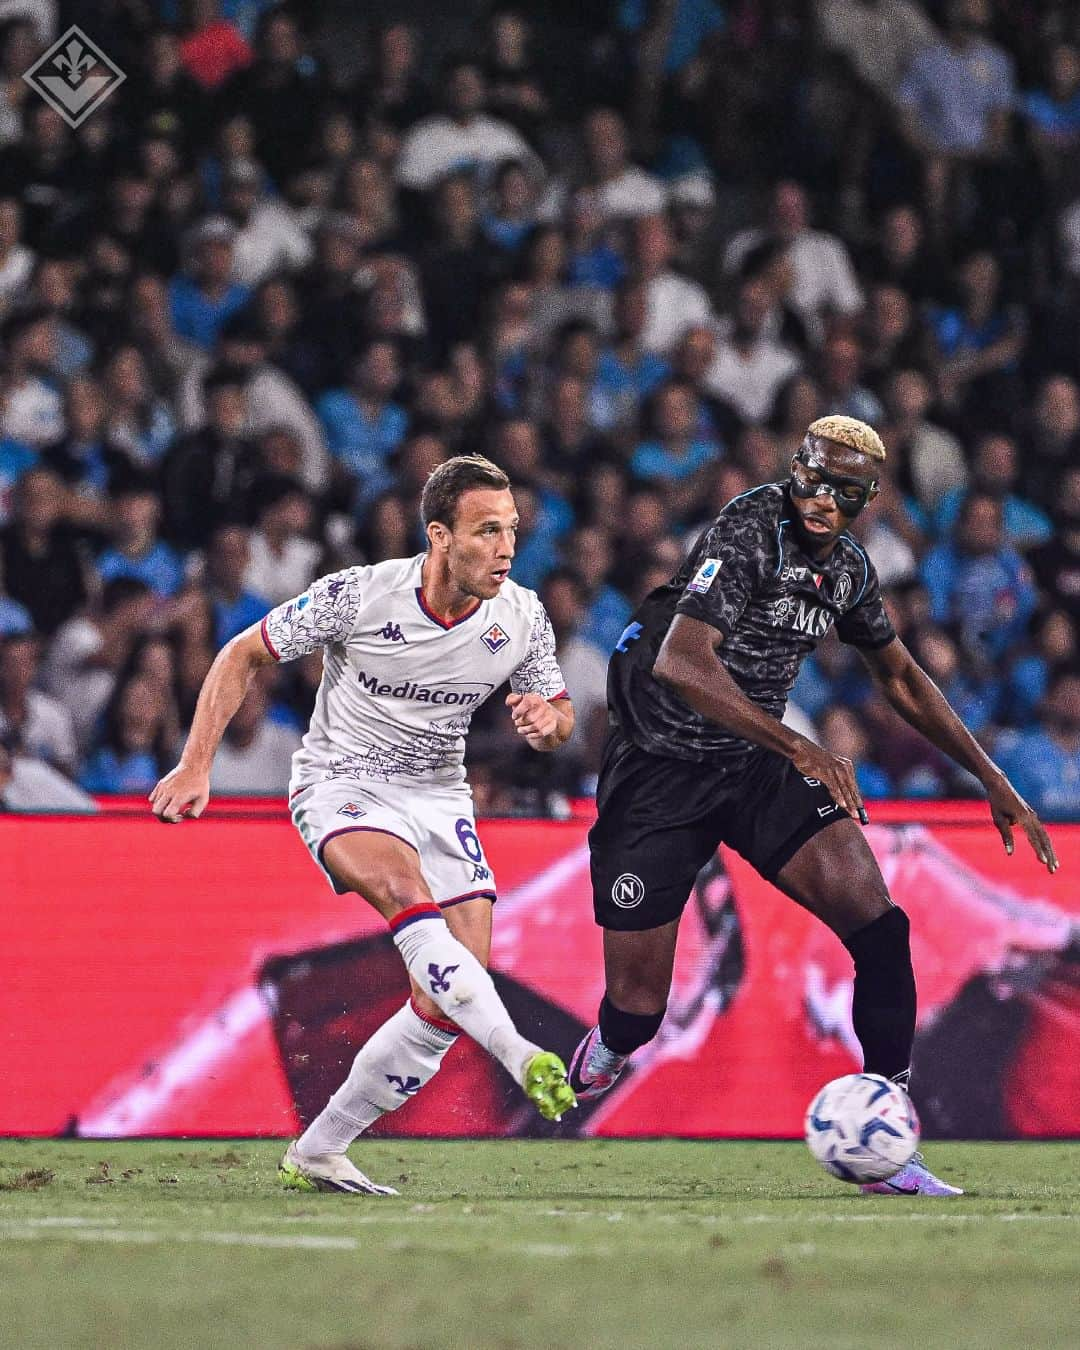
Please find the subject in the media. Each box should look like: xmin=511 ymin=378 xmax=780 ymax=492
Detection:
xmin=480 ymin=623 xmax=510 ymax=653
xmin=686 ymin=557 xmax=722 ymax=595
xmin=336 ymin=801 xmax=367 ymax=818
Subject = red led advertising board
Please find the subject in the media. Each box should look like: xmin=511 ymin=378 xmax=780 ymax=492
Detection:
xmin=2 ymin=807 xmax=1077 ymax=1138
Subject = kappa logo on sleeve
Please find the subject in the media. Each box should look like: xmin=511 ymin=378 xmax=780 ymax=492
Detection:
xmin=480 ymin=622 xmax=510 ymax=653
xmin=686 ymin=557 xmax=722 ymax=595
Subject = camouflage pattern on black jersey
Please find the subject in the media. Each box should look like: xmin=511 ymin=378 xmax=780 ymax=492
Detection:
xmin=607 ymin=482 xmax=895 ymax=765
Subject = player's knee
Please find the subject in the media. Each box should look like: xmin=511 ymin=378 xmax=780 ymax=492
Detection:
xmin=605 ymin=965 xmax=669 ymax=1017
xmin=844 ymin=904 xmax=912 ymax=969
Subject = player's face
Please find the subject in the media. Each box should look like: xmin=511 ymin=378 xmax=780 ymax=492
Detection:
xmin=447 ymin=488 xmax=518 ymax=599
xmin=788 ymin=437 xmax=879 ymax=551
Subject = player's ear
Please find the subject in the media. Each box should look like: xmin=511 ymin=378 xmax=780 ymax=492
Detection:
xmin=426 ymin=520 xmax=451 ymax=553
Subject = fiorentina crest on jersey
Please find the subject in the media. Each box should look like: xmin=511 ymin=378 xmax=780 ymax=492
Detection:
xmin=480 ymin=622 xmax=510 ymax=653
xmin=336 ymin=801 xmax=367 ymax=819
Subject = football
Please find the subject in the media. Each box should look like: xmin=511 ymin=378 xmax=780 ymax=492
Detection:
xmin=804 ymin=1073 xmax=920 ymax=1183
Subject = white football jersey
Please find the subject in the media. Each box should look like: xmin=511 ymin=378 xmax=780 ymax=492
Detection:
xmin=261 ymin=554 xmax=567 ymax=788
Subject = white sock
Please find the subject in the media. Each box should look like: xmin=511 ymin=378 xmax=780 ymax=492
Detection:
xmin=390 ymin=904 xmax=540 ymax=1080
xmin=297 ymin=999 xmax=458 ymax=1156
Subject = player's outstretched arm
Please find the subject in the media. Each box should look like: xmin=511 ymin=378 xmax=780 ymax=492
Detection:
xmin=149 ymin=624 xmax=277 ymax=823
xmin=505 ymin=692 xmax=574 ymax=751
xmin=654 ymin=615 xmax=867 ymax=821
xmin=859 ymin=636 xmax=1059 ymax=874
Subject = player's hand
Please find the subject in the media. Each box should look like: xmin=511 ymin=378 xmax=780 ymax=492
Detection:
xmin=986 ymin=774 xmax=1059 ymax=874
xmin=789 ymin=738 xmax=868 ymax=825
xmin=506 ymin=691 xmax=558 ymax=743
xmin=149 ymin=762 xmax=210 ymax=823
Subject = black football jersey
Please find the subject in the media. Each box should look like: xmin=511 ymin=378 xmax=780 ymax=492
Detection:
xmin=607 ymin=482 xmax=896 ymax=764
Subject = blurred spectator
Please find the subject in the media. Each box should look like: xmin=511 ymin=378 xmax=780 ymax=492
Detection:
xmin=631 ymin=379 xmax=719 ymax=521
xmin=396 ymin=55 xmax=538 ymax=191
xmin=244 ymin=475 xmax=321 ymax=605
xmin=316 ymin=339 xmax=407 ymax=508
xmin=179 ymin=0 xmax=253 ymax=91
xmin=0 ymin=467 xmax=87 ymax=635
xmin=161 ymin=365 xmax=263 ymax=550
xmin=561 ymin=523 xmax=631 ymax=655
xmin=933 ymin=434 xmax=1052 ymax=552
xmin=42 ymin=577 xmax=156 ymax=753
xmin=0 ymin=198 xmax=34 ymax=318
xmin=633 ymin=214 xmax=714 ymax=355
xmin=1022 ymin=41 xmax=1080 ymax=199
xmin=420 ymin=172 xmax=499 ymax=357
xmin=39 ymin=377 xmax=137 ymax=514
xmin=580 ymin=106 xmax=665 ymax=220
xmin=860 ymin=203 xmax=947 ymax=305
xmin=816 ymin=0 xmax=936 ymax=109
xmin=356 ymin=22 xmax=430 ymax=132
xmin=921 ymin=491 xmax=1038 ymax=666
xmin=0 ymin=736 xmax=96 ymax=812
xmin=724 ymin=180 xmax=863 ymax=346
xmin=202 ymin=523 xmax=267 ymax=647
xmin=219 ymin=155 xmax=312 ymax=287
xmin=30 ymin=256 xmax=92 ymax=378
xmin=704 ymin=276 xmax=801 ymax=424
xmin=169 ymin=217 xmax=253 ymax=351
xmin=910 ymin=625 xmax=999 ymax=736
xmin=80 ymin=673 xmax=175 ymax=793
xmin=817 ymin=332 xmax=883 ymax=425
xmin=1030 ymin=465 xmax=1080 ymax=625
xmin=209 ymin=671 xmax=300 ymax=793
xmin=880 ymin=367 xmax=967 ymax=515
xmin=1022 ymin=374 xmax=1080 ymax=509
xmin=566 ymin=188 xmax=626 ymax=291
xmin=1004 ymin=609 xmax=1078 ymax=727
xmin=181 ymin=314 xmax=328 ymax=493
xmin=98 ymin=344 xmax=177 ymax=468
xmin=819 ymin=704 xmax=894 ymax=799
xmin=926 ymin=251 xmax=1025 ymax=424
xmin=0 ymin=630 xmax=77 ymax=773
xmin=96 ymin=478 xmax=185 ymax=599
xmin=482 ymin=158 xmax=539 ymax=255
xmin=0 ymin=306 xmax=62 ymax=447
xmin=995 ymin=672 xmax=1080 ymax=820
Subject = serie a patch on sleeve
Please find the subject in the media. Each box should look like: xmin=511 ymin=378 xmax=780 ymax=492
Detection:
xmin=686 ymin=557 xmax=722 ymax=594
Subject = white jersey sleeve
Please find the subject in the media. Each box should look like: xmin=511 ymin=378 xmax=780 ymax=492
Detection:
xmin=261 ymin=566 xmax=368 ymax=662
xmin=508 ymin=598 xmax=569 ymax=700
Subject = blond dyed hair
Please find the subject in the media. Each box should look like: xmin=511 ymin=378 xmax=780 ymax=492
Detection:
xmin=807 ymin=415 xmax=886 ymax=463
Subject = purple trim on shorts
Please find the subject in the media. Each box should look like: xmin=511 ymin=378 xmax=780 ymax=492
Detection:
xmin=438 ymin=889 xmax=497 ymax=910
xmin=316 ymin=825 xmax=421 ymax=870
xmin=259 ymin=616 xmax=281 ymax=661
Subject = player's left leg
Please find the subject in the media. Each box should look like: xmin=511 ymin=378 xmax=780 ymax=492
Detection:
xmin=293 ymin=897 xmax=491 ymax=1176
xmin=773 ymin=821 xmax=962 ymax=1197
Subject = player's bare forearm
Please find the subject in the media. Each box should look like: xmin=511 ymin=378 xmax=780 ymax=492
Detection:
xmin=654 ymin=615 xmax=867 ymax=820
xmin=150 ymin=625 xmax=276 ymax=822
xmin=506 ymin=692 xmax=575 ymax=751
xmin=180 ymin=626 xmax=274 ymax=771
xmin=861 ymin=638 xmax=1059 ymax=872
xmin=861 ymin=638 xmax=1001 ymax=786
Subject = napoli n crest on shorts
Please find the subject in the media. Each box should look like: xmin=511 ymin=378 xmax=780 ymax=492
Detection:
xmin=480 ymin=622 xmax=510 ymax=653
xmin=611 ymin=872 xmax=646 ymax=908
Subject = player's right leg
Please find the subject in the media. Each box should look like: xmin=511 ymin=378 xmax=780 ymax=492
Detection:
xmin=322 ymin=829 xmax=574 ymax=1121
xmin=571 ymin=734 xmax=721 ymax=1100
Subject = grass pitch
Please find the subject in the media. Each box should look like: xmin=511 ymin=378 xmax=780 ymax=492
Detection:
xmin=2 ymin=1140 xmax=1078 ymax=1350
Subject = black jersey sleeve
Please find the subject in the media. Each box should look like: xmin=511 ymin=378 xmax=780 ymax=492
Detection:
xmin=835 ymin=555 xmax=896 ymax=649
xmin=674 ymin=511 xmax=773 ymax=639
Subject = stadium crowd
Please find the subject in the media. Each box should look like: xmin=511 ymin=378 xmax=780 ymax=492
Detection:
xmin=1 ymin=0 xmax=1079 ymax=817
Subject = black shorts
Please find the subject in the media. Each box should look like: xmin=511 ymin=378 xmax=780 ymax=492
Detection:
xmin=589 ymin=731 xmax=844 ymax=931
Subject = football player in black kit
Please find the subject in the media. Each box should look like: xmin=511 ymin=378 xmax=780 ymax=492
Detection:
xmin=568 ymin=415 xmax=1059 ymax=1195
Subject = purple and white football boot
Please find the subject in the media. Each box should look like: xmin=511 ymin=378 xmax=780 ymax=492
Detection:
xmin=567 ymin=1025 xmax=629 ymax=1100
xmin=861 ymin=1152 xmax=964 ymax=1197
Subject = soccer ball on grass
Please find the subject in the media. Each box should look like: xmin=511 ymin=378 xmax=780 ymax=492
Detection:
xmin=804 ymin=1073 xmax=920 ymax=1183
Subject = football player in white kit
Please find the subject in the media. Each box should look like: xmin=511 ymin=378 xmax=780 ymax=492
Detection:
xmin=150 ymin=455 xmax=577 ymax=1194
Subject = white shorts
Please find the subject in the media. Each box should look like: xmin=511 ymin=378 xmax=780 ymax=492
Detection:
xmin=289 ymin=777 xmax=497 ymax=908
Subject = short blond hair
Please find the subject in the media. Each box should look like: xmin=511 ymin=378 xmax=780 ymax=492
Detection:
xmin=807 ymin=415 xmax=886 ymax=462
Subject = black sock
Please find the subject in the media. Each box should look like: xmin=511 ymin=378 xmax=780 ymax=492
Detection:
xmin=598 ymin=995 xmax=665 ymax=1055
xmin=842 ymin=907 xmax=916 ymax=1082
